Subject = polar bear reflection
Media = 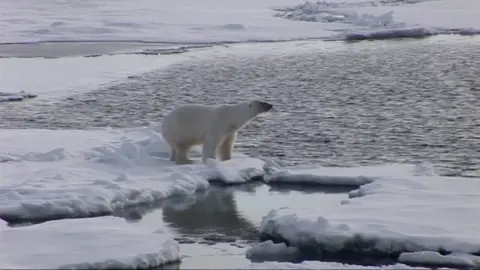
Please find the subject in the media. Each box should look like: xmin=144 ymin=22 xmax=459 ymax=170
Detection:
xmin=162 ymin=185 xmax=258 ymax=239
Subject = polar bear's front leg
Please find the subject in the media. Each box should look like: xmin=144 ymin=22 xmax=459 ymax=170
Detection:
xmin=202 ymin=134 xmax=220 ymax=164
xmin=219 ymin=132 xmax=236 ymax=161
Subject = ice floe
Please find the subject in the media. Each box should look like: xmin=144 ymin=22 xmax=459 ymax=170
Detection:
xmin=259 ymin=174 xmax=480 ymax=265
xmin=0 ymin=216 xmax=180 ymax=269
xmin=0 ymin=127 xmax=264 ymax=223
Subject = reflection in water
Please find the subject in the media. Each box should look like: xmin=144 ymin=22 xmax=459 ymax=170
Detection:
xmin=161 ymin=183 xmax=356 ymax=241
xmin=113 ymin=182 xmax=355 ymax=242
xmin=162 ymin=183 xmax=261 ymax=240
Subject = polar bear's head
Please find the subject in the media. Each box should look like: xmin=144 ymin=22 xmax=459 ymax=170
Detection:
xmin=221 ymin=100 xmax=273 ymax=132
xmin=229 ymin=100 xmax=273 ymax=125
xmin=248 ymin=100 xmax=273 ymax=115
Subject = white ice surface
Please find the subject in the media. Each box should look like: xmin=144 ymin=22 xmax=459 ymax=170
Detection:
xmin=0 ymin=216 xmax=180 ymax=269
xmin=260 ymin=174 xmax=480 ymax=264
xmin=398 ymin=251 xmax=480 ymax=268
xmin=0 ymin=53 xmax=192 ymax=102
xmin=247 ymin=260 xmax=429 ymax=269
xmin=1 ymin=0 xmax=479 ymax=44
xmin=0 ymin=126 xmax=266 ymax=222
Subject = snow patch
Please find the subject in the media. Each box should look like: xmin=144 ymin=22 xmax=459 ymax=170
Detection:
xmin=0 ymin=216 xmax=180 ymax=269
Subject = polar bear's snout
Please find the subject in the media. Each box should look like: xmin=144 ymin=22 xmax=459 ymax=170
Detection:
xmin=260 ymin=101 xmax=273 ymax=112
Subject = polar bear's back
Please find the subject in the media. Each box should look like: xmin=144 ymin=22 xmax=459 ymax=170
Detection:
xmin=161 ymin=104 xmax=217 ymax=145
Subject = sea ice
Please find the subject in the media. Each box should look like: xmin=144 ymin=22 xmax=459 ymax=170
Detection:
xmin=1 ymin=0 xmax=478 ymax=44
xmin=0 ymin=216 xmax=180 ymax=269
xmin=259 ymin=175 xmax=480 ymax=265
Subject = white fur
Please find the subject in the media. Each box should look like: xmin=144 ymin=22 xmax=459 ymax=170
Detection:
xmin=161 ymin=100 xmax=269 ymax=165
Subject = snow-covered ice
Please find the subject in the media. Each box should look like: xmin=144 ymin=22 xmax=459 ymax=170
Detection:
xmin=1 ymin=0 xmax=479 ymax=44
xmin=0 ymin=126 xmax=266 ymax=222
xmin=0 ymin=216 xmax=180 ymax=269
xmin=259 ymin=174 xmax=480 ymax=265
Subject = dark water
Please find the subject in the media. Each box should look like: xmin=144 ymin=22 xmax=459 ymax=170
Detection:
xmin=113 ymin=183 xmax=355 ymax=269
xmin=2 ymin=36 xmax=480 ymax=177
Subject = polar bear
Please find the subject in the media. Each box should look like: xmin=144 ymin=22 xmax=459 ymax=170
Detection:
xmin=161 ymin=100 xmax=273 ymax=165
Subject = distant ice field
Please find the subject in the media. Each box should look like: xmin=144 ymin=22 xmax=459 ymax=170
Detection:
xmin=0 ymin=0 xmax=479 ymax=44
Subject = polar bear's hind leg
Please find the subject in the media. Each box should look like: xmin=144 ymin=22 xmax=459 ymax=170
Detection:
xmin=174 ymin=143 xmax=194 ymax=165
